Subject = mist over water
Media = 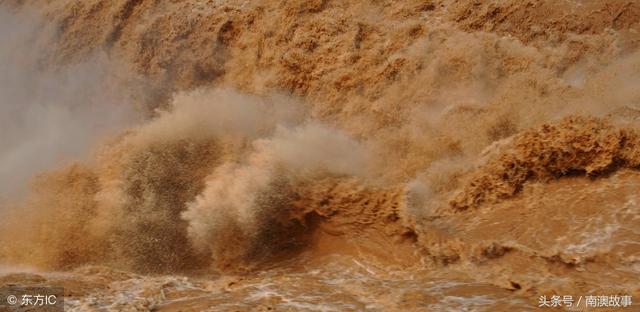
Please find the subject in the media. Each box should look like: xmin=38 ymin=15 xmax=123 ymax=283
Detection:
xmin=0 ymin=8 xmax=139 ymax=199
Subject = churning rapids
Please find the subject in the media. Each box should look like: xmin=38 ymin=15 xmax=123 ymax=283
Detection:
xmin=1 ymin=0 xmax=639 ymax=311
